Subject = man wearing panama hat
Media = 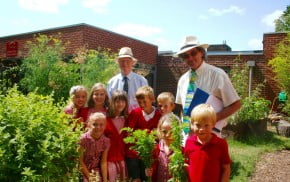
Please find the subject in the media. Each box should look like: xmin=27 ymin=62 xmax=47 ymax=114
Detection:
xmin=107 ymin=47 xmax=148 ymax=112
xmin=175 ymin=36 xmax=241 ymax=138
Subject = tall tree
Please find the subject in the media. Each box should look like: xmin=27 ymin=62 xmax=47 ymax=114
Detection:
xmin=275 ymin=5 xmax=290 ymax=32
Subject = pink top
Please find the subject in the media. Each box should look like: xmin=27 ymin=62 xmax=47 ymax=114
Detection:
xmin=156 ymin=139 xmax=172 ymax=182
xmin=80 ymin=131 xmax=110 ymax=172
xmin=88 ymin=107 xmax=107 ymax=116
xmin=112 ymin=117 xmax=126 ymax=133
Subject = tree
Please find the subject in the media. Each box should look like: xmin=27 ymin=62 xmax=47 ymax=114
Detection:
xmin=275 ymin=5 xmax=290 ymax=32
xmin=268 ymin=33 xmax=290 ymax=114
xmin=20 ymin=34 xmax=118 ymax=102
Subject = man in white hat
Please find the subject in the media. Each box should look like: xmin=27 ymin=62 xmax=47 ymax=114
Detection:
xmin=175 ymin=36 xmax=241 ymax=138
xmin=107 ymin=47 xmax=148 ymax=112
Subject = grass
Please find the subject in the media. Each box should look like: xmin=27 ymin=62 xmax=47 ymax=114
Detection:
xmin=228 ymin=129 xmax=290 ymax=182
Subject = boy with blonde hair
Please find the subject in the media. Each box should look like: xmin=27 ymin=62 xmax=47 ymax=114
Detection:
xmin=184 ymin=104 xmax=231 ymax=182
xmin=157 ymin=92 xmax=175 ymax=116
xmin=125 ymin=85 xmax=161 ymax=182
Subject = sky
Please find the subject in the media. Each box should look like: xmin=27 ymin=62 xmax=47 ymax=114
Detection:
xmin=0 ymin=0 xmax=289 ymax=52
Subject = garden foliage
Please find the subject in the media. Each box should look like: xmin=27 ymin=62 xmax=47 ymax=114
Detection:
xmin=20 ymin=34 xmax=118 ymax=102
xmin=168 ymin=116 xmax=187 ymax=182
xmin=0 ymin=86 xmax=81 ymax=181
xmin=122 ymin=128 xmax=157 ymax=169
xmin=268 ymin=33 xmax=290 ymax=115
xmin=229 ymin=58 xmax=270 ymax=124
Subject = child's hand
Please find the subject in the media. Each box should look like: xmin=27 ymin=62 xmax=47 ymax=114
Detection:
xmin=77 ymin=118 xmax=84 ymax=124
xmin=145 ymin=167 xmax=153 ymax=177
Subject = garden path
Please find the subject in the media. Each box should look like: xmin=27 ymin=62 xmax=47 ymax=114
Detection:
xmin=249 ymin=149 xmax=290 ymax=182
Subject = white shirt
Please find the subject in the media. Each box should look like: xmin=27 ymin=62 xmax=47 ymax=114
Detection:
xmin=107 ymin=71 xmax=148 ymax=112
xmin=142 ymin=107 xmax=156 ymax=121
xmin=176 ymin=62 xmax=240 ymax=109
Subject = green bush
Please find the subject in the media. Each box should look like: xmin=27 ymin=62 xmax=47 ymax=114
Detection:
xmin=230 ymin=96 xmax=270 ymax=123
xmin=20 ymin=34 xmax=118 ymax=102
xmin=72 ymin=47 xmax=119 ymax=89
xmin=0 ymin=86 xmax=81 ymax=181
xmin=229 ymin=58 xmax=270 ymax=124
xmin=268 ymin=33 xmax=290 ymax=115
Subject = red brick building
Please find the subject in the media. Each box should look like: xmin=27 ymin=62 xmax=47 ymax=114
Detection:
xmin=157 ymin=32 xmax=288 ymax=106
xmin=0 ymin=23 xmax=287 ymax=106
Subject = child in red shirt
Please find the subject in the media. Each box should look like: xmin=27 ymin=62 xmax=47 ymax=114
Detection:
xmin=184 ymin=104 xmax=231 ymax=182
xmin=156 ymin=92 xmax=176 ymax=116
xmin=88 ymin=83 xmax=109 ymax=116
xmin=105 ymin=90 xmax=129 ymax=182
xmin=145 ymin=113 xmax=182 ymax=182
xmin=125 ymin=86 xmax=161 ymax=182
xmin=64 ymin=85 xmax=88 ymax=130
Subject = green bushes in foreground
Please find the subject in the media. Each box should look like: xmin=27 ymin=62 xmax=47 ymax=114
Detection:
xmin=0 ymin=87 xmax=81 ymax=181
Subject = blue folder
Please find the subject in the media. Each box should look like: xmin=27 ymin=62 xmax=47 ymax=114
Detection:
xmin=185 ymin=88 xmax=209 ymax=116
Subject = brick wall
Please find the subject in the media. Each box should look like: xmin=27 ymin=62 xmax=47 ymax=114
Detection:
xmin=156 ymin=32 xmax=288 ymax=109
xmin=156 ymin=53 xmax=266 ymax=98
xmin=82 ymin=25 xmax=157 ymax=65
xmin=263 ymin=32 xmax=288 ymax=103
xmin=0 ymin=24 xmax=287 ymax=106
xmin=0 ymin=24 xmax=158 ymax=66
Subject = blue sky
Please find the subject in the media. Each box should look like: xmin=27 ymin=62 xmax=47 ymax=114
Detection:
xmin=0 ymin=0 xmax=289 ymax=51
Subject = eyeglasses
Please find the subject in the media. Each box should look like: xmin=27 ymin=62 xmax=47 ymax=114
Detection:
xmin=180 ymin=49 xmax=199 ymax=59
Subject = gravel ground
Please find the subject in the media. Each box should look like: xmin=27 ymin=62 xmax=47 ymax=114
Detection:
xmin=249 ymin=150 xmax=290 ymax=182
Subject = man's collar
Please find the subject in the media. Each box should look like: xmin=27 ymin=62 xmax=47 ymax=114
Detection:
xmin=194 ymin=61 xmax=206 ymax=76
xmin=121 ymin=71 xmax=133 ymax=79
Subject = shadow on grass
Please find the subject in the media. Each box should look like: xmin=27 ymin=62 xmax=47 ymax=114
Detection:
xmin=234 ymin=131 xmax=290 ymax=149
xmin=230 ymin=160 xmax=243 ymax=180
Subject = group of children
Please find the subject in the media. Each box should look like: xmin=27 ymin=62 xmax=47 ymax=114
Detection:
xmin=65 ymin=83 xmax=231 ymax=182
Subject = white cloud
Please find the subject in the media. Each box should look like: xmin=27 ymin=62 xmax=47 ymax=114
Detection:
xmin=18 ymin=0 xmax=68 ymax=13
xmin=261 ymin=10 xmax=283 ymax=27
xmin=81 ymin=0 xmax=111 ymax=14
xmin=113 ymin=23 xmax=162 ymax=38
xmin=248 ymin=38 xmax=263 ymax=50
xmin=208 ymin=5 xmax=244 ymax=16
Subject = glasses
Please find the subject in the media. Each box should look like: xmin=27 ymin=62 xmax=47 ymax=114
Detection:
xmin=180 ymin=49 xmax=199 ymax=59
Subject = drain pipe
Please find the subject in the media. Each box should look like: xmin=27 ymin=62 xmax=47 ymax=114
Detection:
xmin=247 ymin=60 xmax=255 ymax=97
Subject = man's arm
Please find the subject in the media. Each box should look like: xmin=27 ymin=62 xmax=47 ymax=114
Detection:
xmin=216 ymin=100 xmax=241 ymax=121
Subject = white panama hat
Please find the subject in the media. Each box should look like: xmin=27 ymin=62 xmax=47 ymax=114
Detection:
xmin=116 ymin=47 xmax=137 ymax=62
xmin=176 ymin=36 xmax=209 ymax=56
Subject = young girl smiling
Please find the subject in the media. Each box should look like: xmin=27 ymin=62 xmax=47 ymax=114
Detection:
xmin=79 ymin=112 xmax=110 ymax=182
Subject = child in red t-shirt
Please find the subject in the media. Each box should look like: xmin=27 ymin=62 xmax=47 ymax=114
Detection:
xmin=145 ymin=113 xmax=182 ymax=182
xmin=125 ymin=86 xmax=161 ymax=182
xmin=64 ymin=85 xmax=88 ymax=130
xmin=156 ymin=92 xmax=176 ymax=116
xmin=184 ymin=104 xmax=231 ymax=182
xmin=87 ymin=83 xmax=109 ymax=116
xmin=105 ymin=90 xmax=129 ymax=182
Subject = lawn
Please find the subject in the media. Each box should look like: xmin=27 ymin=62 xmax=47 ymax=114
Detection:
xmin=228 ymin=129 xmax=290 ymax=182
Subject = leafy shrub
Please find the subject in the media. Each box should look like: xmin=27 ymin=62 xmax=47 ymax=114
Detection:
xmin=0 ymin=64 xmax=21 ymax=94
xmin=229 ymin=58 xmax=270 ymax=124
xmin=72 ymin=47 xmax=119 ymax=89
xmin=122 ymin=128 xmax=157 ymax=169
xmin=230 ymin=96 xmax=270 ymax=123
xmin=20 ymin=34 xmax=118 ymax=102
xmin=168 ymin=116 xmax=187 ymax=182
xmin=268 ymin=33 xmax=290 ymax=115
xmin=0 ymin=86 xmax=81 ymax=181
xmin=20 ymin=34 xmax=76 ymax=101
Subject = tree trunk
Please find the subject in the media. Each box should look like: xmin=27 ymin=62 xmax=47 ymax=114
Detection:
xmin=276 ymin=120 xmax=290 ymax=137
